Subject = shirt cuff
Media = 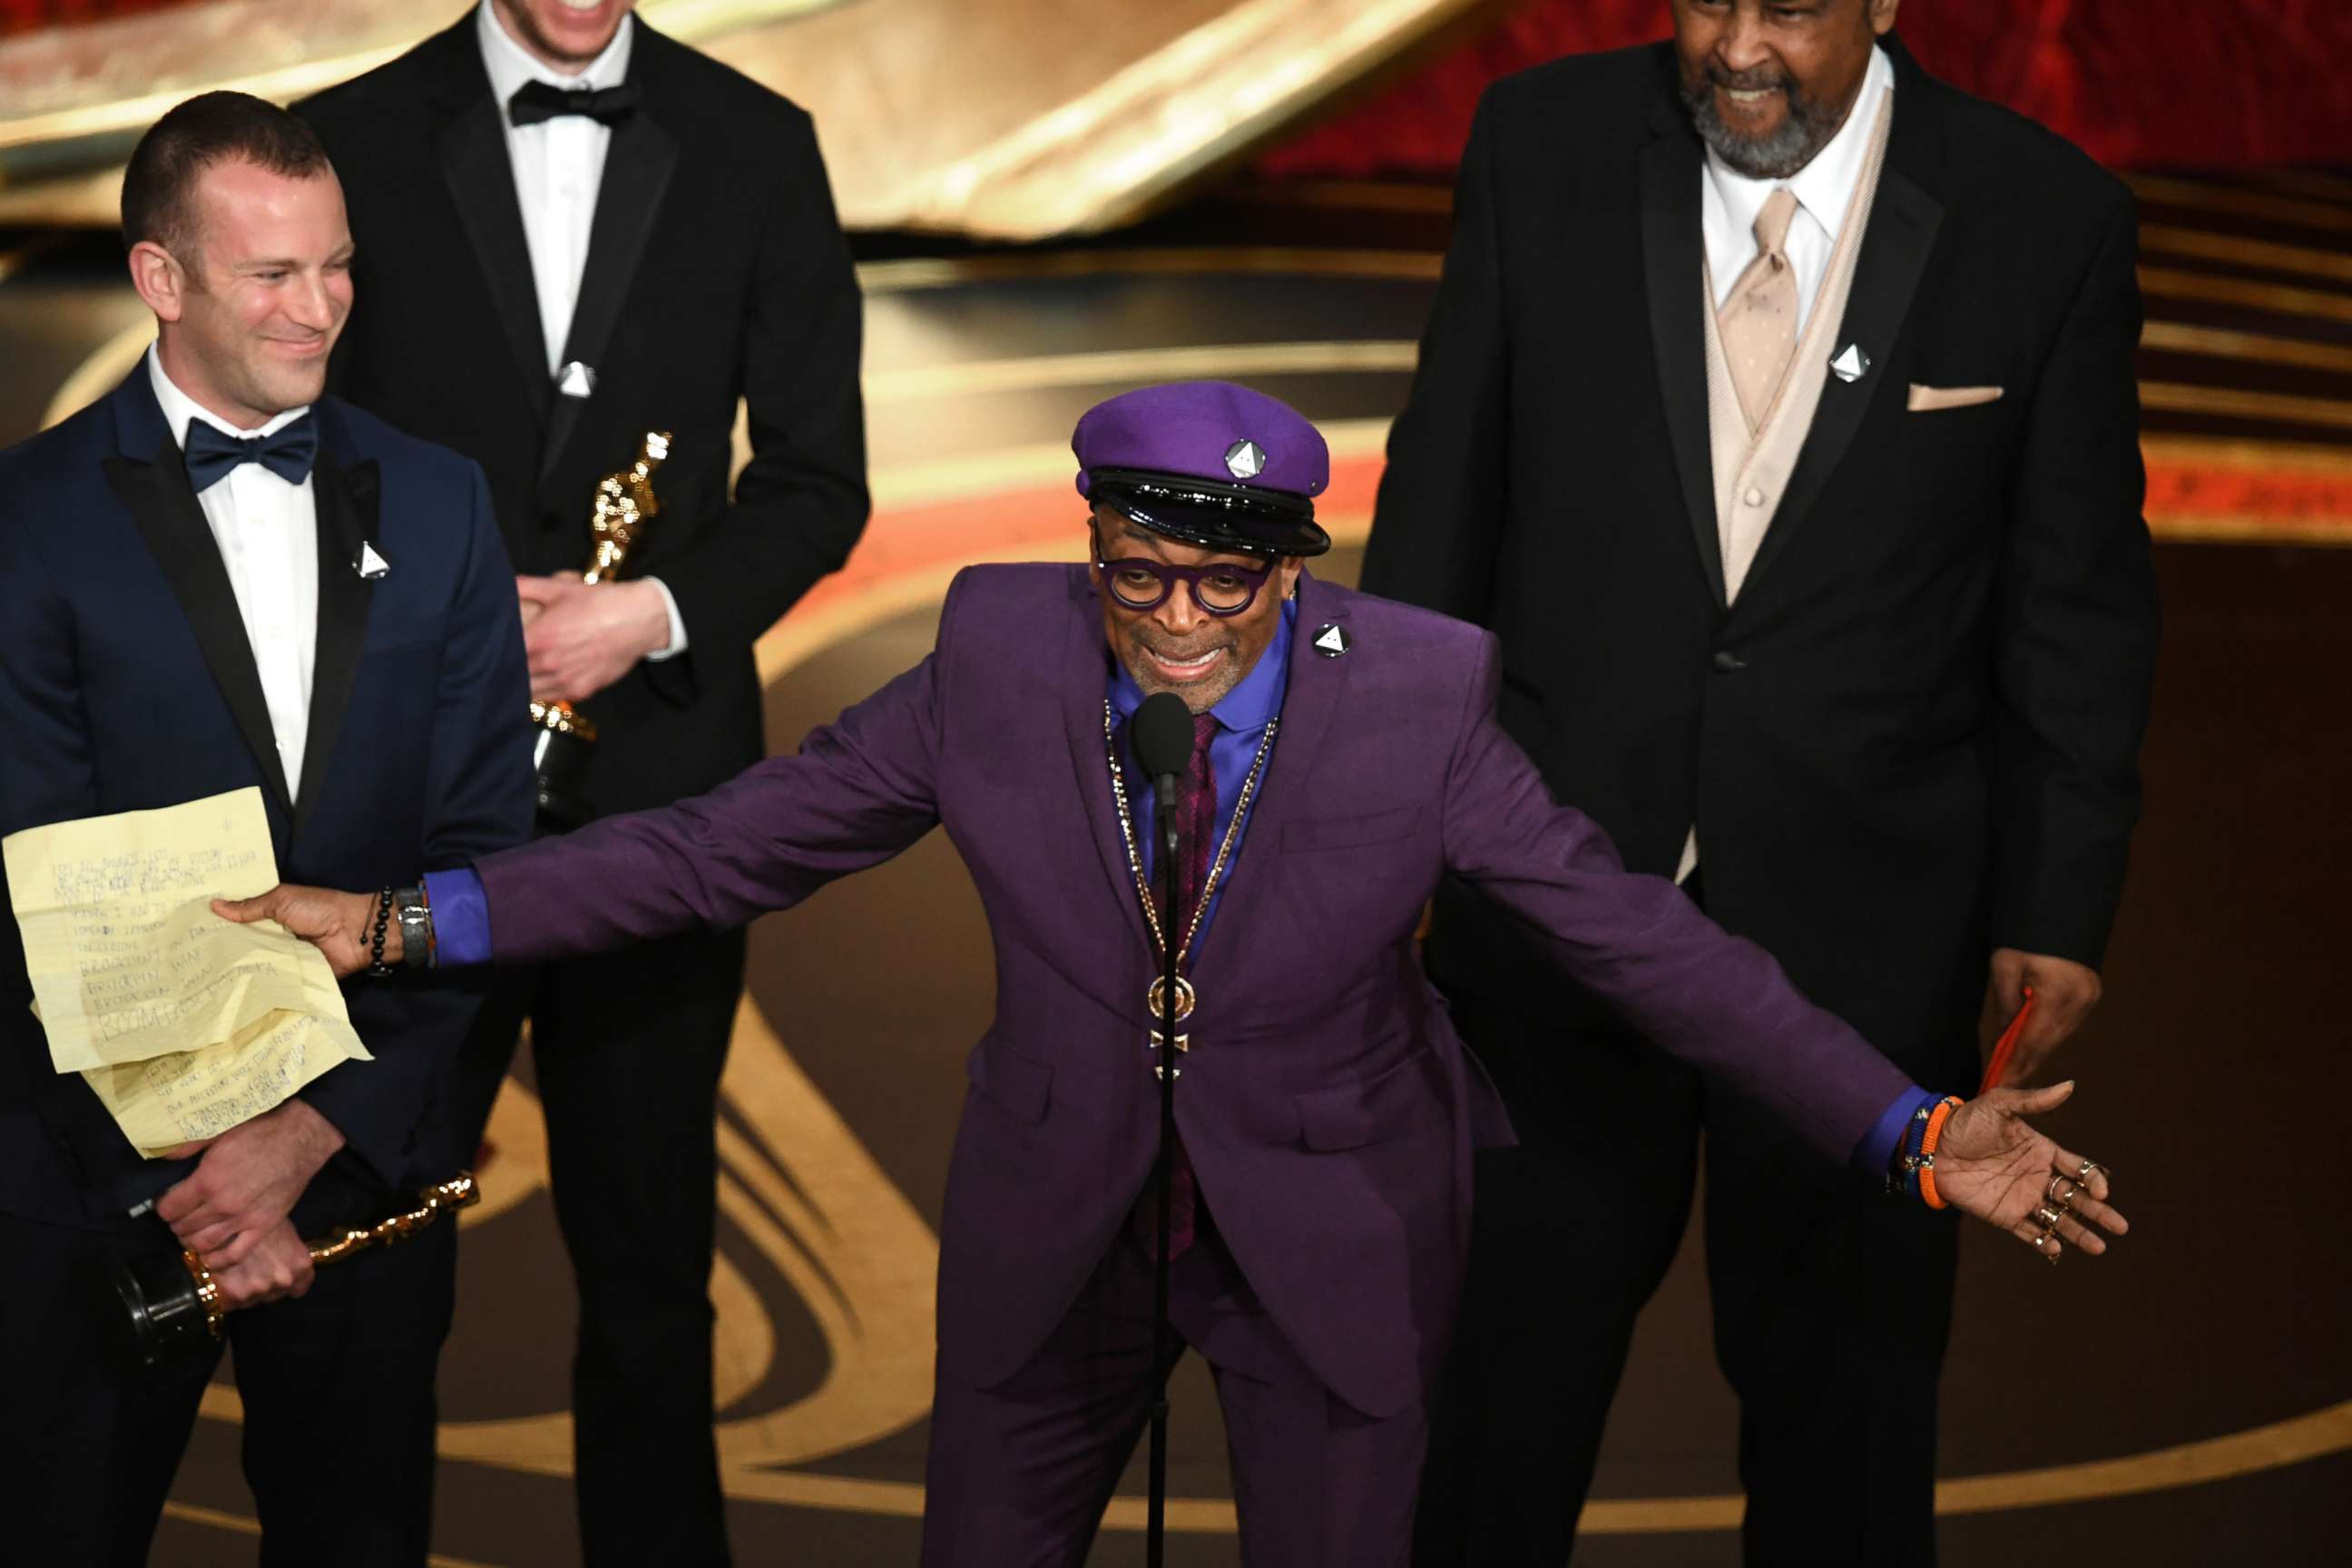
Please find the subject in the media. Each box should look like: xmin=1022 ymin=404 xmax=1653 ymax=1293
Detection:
xmin=421 ymin=868 xmax=494 ymax=967
xmin=642 ymin=575 xmax=688 ymax=662
xmin=1852 ymin=1084 xmax=1942 ymax=1174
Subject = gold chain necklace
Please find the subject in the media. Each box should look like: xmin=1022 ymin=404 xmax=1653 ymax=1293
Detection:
xmin=1102 ymin=699 xmax=1279 ymax=1070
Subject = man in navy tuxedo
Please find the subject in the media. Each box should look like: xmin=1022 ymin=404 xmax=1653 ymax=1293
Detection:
xmin=0 ymin=93 xmax=533 ymax=1564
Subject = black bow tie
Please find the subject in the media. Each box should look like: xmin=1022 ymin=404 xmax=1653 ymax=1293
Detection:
xmin=183 ymin=414 xmax=317 ymax=493
xmin=507 ymin=80 xmax=642 ymax=128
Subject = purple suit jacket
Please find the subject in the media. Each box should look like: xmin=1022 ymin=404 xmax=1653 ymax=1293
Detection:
xmin=473 ymin=564 xmax=1915 ymax=1416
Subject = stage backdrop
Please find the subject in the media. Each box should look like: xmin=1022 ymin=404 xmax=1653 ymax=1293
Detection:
xmin=5 ymin=1 xmax=2348 ymax=180
xmin=1265 ymin=0 xmax=2352 ymax=177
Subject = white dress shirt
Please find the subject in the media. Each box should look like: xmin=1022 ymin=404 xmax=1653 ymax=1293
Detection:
xmin=475 ymin=1 xmax=685 ymax=658
xmin=1701 ymin=44 xmax=1895 ymax=336
xmin=475 ymin=0 xmax=632 ymax=377
xmin=146 ymin=346 xmax=319 ymax=799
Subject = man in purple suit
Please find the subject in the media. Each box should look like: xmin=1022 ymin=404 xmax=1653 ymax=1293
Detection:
xmin=222 ymin=381 xmax=2125 ymax=1564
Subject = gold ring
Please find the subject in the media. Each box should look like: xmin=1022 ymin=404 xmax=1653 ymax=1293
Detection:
xmin=2034 ymin=1204 xmax=2065 ymax=1230
xmin=2077 ymin=1160 xmax=2108 ymax=1183
xmin=2047 ymin=1175 xmax=2079 ymax=1208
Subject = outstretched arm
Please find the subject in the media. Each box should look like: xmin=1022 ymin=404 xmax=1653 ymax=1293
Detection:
xmin=218 ymin=650 xmax=944 ymax=970
xmin=220 ymin=571 xmax=971 ymax=972
xmin=1440 ymin=633 xmax=2127 ymax=1261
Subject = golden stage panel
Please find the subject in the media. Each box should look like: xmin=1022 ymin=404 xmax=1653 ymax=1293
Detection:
xmin=0 ymin=0 xmax=1504 ymax=238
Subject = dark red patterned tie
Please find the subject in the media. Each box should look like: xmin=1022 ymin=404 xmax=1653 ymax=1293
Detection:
xmin=1136 ymin=711 xmax=1217 ymax=1259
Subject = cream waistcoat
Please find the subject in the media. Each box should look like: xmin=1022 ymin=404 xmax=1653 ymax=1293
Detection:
xmin=1678 ymin=87 xmax=1895 ymax=884
xmin=1702 ymin=85 xmax=1896 ymax=606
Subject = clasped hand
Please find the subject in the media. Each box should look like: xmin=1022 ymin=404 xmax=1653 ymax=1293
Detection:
xmin=155 ymin=1098 xmax=344 ymax=1294
xmin=518 ymin=573 xmax=671 ymax=706
xmin=204 ymin=1219 xmax=318 ymax=1310
xmin=1980 ymin=947 xmax=2102 ymax=1085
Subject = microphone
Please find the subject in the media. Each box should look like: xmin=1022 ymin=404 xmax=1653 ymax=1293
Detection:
xmin=1132 ymin=693 xmax=1193 ymax=862
xmin=1127 ymin=698 xmax=1193 ymax=1567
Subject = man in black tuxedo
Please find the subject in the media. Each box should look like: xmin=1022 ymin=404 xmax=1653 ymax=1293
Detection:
xmin=1366 ymin=1 xmax=2157 ymax=1562
xmin=0 ymin=93 xmax=533 ymax=1564
xmin=298 ymin=3 xmax=867 ymax=1560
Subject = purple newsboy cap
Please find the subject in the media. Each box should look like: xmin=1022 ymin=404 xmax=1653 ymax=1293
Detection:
xmin=1073 ymin=380 xmax=1332 ymax=557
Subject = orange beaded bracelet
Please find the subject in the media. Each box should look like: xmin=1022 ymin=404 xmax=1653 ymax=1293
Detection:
xmin=1916 ymin=1095 xmax=1964 ymax=1210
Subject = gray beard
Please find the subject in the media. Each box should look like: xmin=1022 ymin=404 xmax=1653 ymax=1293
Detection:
xmin=1682 ymin=74 xmax=1848 ymax=180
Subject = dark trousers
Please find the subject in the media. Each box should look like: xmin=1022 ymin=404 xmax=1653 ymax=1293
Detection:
xmin=1411 ymin=990 xmax=1960 ymax=1568
xmin=923 ymin=1214 xmax=1429 ymax=1567
xmin=0 ymin=1194 xmax=456 ymax=1567
xmin=451 ymin=925 xmax=746 ymax=1568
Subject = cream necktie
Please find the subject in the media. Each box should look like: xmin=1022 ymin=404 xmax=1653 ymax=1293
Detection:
xmin=1719 ymin=187 xmax=1801 ymax=434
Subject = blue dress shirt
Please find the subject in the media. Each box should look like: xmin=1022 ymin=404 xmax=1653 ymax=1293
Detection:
xmin=1109 ymin=599 xmax=1293 ymax=956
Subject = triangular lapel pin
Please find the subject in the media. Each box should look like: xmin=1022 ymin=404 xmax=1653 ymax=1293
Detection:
xmin=356 ymin=541 xmax=391 ymax=580
xmin=556 ymin=361 xmax=596 ymax=399
xmin=1312 ymin=622 xmax=1350 ymax=657
xmin=1830 ymin=343 xmax=1871 ymax=384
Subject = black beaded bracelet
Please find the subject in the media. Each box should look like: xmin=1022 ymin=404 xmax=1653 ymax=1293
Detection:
xmin=366 ymin=886 xmax=396 ymax=977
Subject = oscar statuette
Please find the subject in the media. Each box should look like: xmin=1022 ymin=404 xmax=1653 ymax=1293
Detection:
xmin=528 ymin=431 xmax=672 ymax=826
xmin=109 ymin=1174 xmax=479 ymax=1366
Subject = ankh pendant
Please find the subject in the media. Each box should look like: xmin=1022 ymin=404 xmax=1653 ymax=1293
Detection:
xmin=1149 ymin=975 xmax=1195 ymax=1075
xmin=1148 ymin=975 xmax=1196 ymax=1025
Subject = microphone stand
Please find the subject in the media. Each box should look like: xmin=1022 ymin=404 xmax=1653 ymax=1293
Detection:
xmin=1147 ymin=789 xmax=1181 ymax=1568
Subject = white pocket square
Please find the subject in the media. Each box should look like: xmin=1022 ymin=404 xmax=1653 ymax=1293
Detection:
xmin=1907 ymin=384 xmax=2004 ymax=412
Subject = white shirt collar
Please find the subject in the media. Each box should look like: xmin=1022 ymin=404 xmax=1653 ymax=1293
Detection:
xmin=145 ymin=343 xmax=310 ymax=451
xmin=1705 ymin=44 xmax=1893 ymax=249
xmin=476 ymin=0 xmax=635 ymax=103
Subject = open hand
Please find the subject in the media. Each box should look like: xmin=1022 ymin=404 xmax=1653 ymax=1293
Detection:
xmin=1933 ymin=1082 xmax=2127 ymax=1263
xmin=156 ymin=1098 xmax=344 ymax=1269
xmin=213 ymin=884 xmax=381 ymax=979
xmin=208 ymin=1217 xmax=316 ymax=1310
xmin=517 ymin=573 xmax=671 ymax=706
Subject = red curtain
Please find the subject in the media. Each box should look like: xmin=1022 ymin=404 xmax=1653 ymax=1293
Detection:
xmin=0 ymin=0 xmax=186 ymax=33
xmin=8 ymin=0 xmax=2350 ymax=171
xmin=1263 ymin=0 xmax=2352 ymax=176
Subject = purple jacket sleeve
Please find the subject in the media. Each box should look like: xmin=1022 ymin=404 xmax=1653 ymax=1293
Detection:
xmin=469 ymin=612 xmax=948 ymax=963
xmin=1439 ymin=632 xmax=1924 ymax=1171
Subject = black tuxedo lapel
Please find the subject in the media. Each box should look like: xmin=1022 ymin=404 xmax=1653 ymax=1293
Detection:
xmin=436 ymin=74 xmax=553 ymax=434
xmin=539 ymin=93 xmax=679 ymax=488
xmin=1740 ymin=51 xmax=1946 ymax=599
xmin=103 ymin=431 xmax=295 ymax=813
xmin=1637 ymin=108 xmax=1728 ymax=609
xmin=294 ymin=423 xmax=380 ymax=842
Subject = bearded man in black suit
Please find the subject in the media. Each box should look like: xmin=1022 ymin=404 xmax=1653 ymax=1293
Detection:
xmin=1365 ymin=2 xmax=2159 ymax=1562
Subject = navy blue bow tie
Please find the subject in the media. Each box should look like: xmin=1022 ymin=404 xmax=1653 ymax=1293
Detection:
xmin=508 ymin=80 xmax=642 ymax=127
xmin=183 ymin=414 xmax=317 ymax=493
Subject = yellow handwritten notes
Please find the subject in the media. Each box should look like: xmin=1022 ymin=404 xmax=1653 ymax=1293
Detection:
xmin=3 ymin=788 xmax=368 ymax=1155
xmin=79 ymin=1009 xmax=360 ymax=1160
